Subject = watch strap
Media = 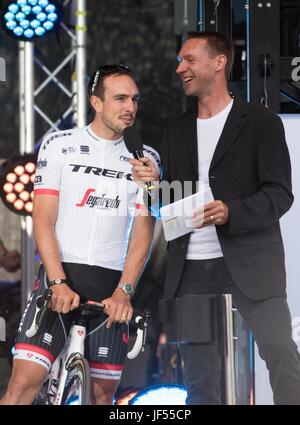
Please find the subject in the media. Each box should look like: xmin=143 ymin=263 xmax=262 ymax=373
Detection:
xmin=117 ymin=283 xmax=135 ymax=296
xmin=48 ymin=278 xmax=68 ymax=287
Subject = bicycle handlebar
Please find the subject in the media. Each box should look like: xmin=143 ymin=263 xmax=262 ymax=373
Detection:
xmin=25 ymin=288 xmax=52 ymax=338
xmin=126 ymin=312 xmax=150 ymax=359
xmin=25 ymin=288 xmax=150 ymax=359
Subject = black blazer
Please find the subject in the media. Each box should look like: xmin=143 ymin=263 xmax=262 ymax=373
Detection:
xmin=159 ymin=97 xmax=293 ymax=301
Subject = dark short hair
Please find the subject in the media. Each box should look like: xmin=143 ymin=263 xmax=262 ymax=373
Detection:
xmin=87 ymin=64 xmax=132 ymax=100
xmin=186 ymin=31 xmax=234 ymax=80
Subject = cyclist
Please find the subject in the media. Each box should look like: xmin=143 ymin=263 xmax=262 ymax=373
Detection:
xmin=0 ymin=64 xmax=160 ymax=405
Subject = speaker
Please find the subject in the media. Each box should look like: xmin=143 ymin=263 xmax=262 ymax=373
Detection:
xmin=248 ymin=0 xmax=280 ymax=112
xmin=159 ymin=294 xmax=226 ymax=348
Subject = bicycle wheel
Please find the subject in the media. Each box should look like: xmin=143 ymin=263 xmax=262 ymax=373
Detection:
xmin=60 ymin=356 xmax=91 ymax=405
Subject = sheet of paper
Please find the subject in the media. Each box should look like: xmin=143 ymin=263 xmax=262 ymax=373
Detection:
xmin=160 ymin=189 xmax=207 ymax=241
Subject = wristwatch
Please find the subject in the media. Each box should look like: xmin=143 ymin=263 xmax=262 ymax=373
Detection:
xmin=48 ymin=278 xmax=68 ymax=287
xmin=117 ymin=283 xmax=135 ymax=296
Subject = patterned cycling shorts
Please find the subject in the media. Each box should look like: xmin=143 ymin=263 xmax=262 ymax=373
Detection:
xmin=14 ymin=264 xmax=129 ymax=380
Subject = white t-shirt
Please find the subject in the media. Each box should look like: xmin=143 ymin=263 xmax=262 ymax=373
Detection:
xmin=34 ymin=125 xmax=160 ymax=270
xmin=186 ymin=100 xmax=233 ymax=260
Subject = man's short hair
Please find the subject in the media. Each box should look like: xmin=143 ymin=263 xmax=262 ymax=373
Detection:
xmin=87 ymin=64 xmax=132 ymax=101
xmin=187 ymin=31 xmax=234 ymax=80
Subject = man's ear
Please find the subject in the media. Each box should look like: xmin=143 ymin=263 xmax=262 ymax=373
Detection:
xmin=90 ymin=95 xmax=103 ymax=113
xmin=216 ymin=54 xmax=227 ymax=74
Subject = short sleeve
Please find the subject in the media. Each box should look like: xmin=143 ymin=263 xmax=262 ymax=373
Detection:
xmin=143 ymin=145 xmax=161 ymax=177
xmin=34 ymin=132 xmax=67 ymax=196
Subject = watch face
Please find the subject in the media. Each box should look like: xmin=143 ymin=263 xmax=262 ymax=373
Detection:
xmin=124 ymin=284 xmax=134 ymax=295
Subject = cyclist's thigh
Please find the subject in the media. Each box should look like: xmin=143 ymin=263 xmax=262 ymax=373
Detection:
xmin=85 ymin=317 xmax=129 ymax=380
xmin=14 ymin=265 xmax=72 ymax=373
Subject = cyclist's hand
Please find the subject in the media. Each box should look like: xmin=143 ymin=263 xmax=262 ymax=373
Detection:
xmin=50 ymin=284 xmax=80 ymax=314
xmin=101 ymin=289 xmax=133 ymax=328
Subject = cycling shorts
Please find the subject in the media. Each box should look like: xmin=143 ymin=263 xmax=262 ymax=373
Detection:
xmin=14 ymin=263 xmax=129 ymax=380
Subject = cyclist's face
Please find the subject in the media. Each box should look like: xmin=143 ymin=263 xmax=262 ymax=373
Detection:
xmin=97 ymin=74 xmax=139 ymax=135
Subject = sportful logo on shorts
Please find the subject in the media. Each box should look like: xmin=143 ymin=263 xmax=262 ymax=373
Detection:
xmin=42 ymin=333 xmax=53 ymax=345
xmin=98 ymin=347 xmax=109 ymax=357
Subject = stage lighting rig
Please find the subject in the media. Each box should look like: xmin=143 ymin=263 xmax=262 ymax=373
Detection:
xmin=0 ymin=153 xmax=37 ymax=216
xmin=1 ymin=0 xmax=62 ymax=41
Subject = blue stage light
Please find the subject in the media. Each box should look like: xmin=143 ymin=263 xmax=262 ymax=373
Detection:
xmin=6 ymin=20 xmax=17 ymax=30
xmin=36 ymin=12 xmax=47 ymax=21
xmin=1 ymin=0 xmax=62 ymax=41
xmin=43 ymin=20 xmax=53 ymax=30
xmin=15 ymin=11 xmax=25 ymax=21
xmin=20 ymin=19 xmax=30 ymax=28
xmin=18 ymin=0 xmax=27 ymax=7
xmin=32 ymin=5 xmax=42 ymax=14
xmin=4 ymin=12 xmax=15 ymax=21
xmin=8 ymin=4 xmax=19 ymax=13
xmin=35 ymin=26 xmax=45 ymax=36
xmin=22 ymin=5 xmax=32 ymax=15
xmin=129 ymin=384 xmax=187 ymax=405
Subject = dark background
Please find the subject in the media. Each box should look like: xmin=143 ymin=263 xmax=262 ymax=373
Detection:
xmin=0 ymin=0 xmax=183 ymax=158
xmin=1 ymin=0 xmax=299 ymax=159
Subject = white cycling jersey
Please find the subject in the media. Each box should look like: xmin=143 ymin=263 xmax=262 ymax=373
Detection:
xmin=34 ymin=125 xmax=160 ymax=271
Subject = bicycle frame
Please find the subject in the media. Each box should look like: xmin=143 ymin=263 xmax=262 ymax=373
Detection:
xmin=27 ymin=289 xmax=150 ymax=405
xmin=45 ymin=324 xmax=87 ymax=405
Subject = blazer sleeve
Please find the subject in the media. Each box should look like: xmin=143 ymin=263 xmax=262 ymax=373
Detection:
xmin=225 ymin=114 xmax=294 ymax=235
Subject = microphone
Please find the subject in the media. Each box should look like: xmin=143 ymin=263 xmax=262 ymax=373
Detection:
xmin=123 ymin=126 xmax=156 ymax=193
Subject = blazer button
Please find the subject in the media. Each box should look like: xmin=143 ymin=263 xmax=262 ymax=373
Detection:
xmin=210 ymin=175 xmax=216 ymax=179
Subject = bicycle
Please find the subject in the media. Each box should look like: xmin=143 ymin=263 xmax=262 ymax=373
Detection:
xmin=25 ymin=288 xmax=150 ymax=405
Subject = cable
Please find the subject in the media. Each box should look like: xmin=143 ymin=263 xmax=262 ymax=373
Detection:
xmin=260 ymin=54 xmax=270 ymax=108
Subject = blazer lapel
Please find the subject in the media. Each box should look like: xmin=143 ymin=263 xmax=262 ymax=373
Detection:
xmin=182 ymin=107 xmax=198 ymax=178
xmin=210 ymin=97 xmax=247 ymax=170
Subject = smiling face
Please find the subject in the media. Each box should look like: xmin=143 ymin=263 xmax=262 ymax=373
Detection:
xmin=176 ymin=38 xmax=226 ymax=98
xmin=91 ymin=74 xmax=140 ymax=137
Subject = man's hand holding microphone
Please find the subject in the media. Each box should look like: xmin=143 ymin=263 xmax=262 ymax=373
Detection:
xmin=124 ymin=126 xmax=160 ymax=194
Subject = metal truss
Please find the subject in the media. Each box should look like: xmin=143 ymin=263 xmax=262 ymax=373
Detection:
xmin=19 ymin=0 xmax=87 ymax=309
xmin=34 ymin=0 xmax=86 ymax=138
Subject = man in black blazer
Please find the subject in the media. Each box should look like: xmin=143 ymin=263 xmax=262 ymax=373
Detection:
xmin=131 ymin=31 xmax=300 ymax=404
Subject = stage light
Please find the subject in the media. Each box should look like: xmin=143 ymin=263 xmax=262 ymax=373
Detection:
xmin=1 ymin=1 xmax=62 ymax=41
xmin=129 ymin=384 xmax=187 ymax=405
xmin=0 ymin=153 xmax=37 ymax=216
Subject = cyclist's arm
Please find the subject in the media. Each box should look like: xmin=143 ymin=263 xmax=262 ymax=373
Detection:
xmin=33 ymin=194 xmax=80 ymax=313
xmin=119 ymin=213 xmax=155 ymax=288
xmin=102 ymin=212 xmax=155 ymax=328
